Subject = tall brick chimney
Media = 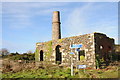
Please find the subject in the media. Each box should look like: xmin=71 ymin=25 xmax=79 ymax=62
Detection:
xmin=52 ymin=11 xmax=61 ymax=40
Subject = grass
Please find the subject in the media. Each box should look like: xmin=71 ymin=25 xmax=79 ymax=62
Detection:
xmin=2 ymin=59 xmax=119 ymax=78
xmin=2 ymin=66 xmax=119 ymax=78
xmin=2 ymin=68 xmax=71 ymax=78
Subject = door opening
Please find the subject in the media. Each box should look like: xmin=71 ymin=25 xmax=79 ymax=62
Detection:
xmin=40 ymin=50 xmax=43 ymax=61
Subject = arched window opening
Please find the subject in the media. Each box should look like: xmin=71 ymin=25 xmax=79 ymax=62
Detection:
xmin=55 ymin=45 xmax=62 ymax=64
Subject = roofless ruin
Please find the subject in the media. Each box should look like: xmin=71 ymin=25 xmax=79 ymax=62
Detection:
xmin=35 ymin=11 xmax=115 ymax=69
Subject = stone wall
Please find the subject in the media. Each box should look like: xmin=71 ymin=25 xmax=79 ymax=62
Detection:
xmin=52 ymin=33 xmax=95 ymax=68
xmin=94 ymin=33 xmax=115 ymax=62
xmin=36 ymin=41 xmax=53 ymax=62
xmin=35 ymin=32 xmax=115 ymax=69
xmin=36 ymin=33 xmax=95 ymax=68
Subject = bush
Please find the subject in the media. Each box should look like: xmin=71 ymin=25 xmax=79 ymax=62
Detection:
xmin=80 ymin=55 xmax=85 ymax=60
xmin=8 ymin=53 xmax=35 ymax=60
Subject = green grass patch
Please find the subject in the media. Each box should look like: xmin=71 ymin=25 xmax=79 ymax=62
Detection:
xmin=2 ymin=66 xmax=119 ymax=78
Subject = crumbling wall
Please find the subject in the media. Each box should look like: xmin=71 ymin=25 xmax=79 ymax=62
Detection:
xmin=36 ymin=33 xmax=96 ymax=68
xmin=52 ymin=33 xmax=95 ymax=68
xmin=35 ymin=32 xmax=115 ymax=69
xmin=94 ymin=33 xmax=115 ymax=62
xmin=35 ymin=41 xmax=53 ymax=62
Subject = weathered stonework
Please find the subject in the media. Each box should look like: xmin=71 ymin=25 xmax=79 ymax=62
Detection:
xmin=35 ymin=32 xmax=115 ymax=69
xmin=94 ymin=33 xmax=115 ymax=61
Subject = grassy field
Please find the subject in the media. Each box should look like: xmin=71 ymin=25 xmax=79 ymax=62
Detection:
xmin=1 ymin=58 xmax=119 ymax=78
xmin=2 ymin=65 xmax=119 ymax=78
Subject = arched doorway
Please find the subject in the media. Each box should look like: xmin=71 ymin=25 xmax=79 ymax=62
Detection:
xmin=40 ymin=50 xmax=43 ymax=61
xmin=55 ymin=45 xmax=62 ymax=64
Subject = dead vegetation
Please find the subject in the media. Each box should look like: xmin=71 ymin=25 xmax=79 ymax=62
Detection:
xmin=1 ymin=59 xmax=119 ymax=78
xmin=2 ymin=60 xmax=36 ymax=73
xmin=2 ymin=59 xmax=61 ymax=73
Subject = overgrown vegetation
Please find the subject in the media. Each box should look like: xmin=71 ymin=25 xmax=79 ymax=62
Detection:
xmin=9 ymin=53 xmax=35 ymax=60
xmin=95 ymin=54 xmax=101 ymax=69
xmin=35 ymin=41 xmax=53 ymax=61
xmin=2 ymin=52 xmax=35 ymax=61
xmin=2 ymin=60 xmax=119 ymax=78
xmin=58 ymin=39 xmax=64 ymax=43
xmin=45 ymin=41 xmax=53 ymax=59
xmin=2 ymin=54 xmax=119 ymax=78
xmin=1 ymin=57 xmax=118 ymax=78
xmin=35 ymin=49 xmax=39 ymax=61
xmin=2 ymin=67 xmax=71 ymax=78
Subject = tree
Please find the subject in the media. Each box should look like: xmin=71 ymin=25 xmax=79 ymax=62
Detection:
xmin=15 ymin=52 xmax=19 ymax=55
xmin=0 ymin=48 xmax=9 ymax=56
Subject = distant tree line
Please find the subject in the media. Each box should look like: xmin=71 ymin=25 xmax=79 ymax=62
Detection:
xmin=0 ymin=48 xmax=35 ymax=60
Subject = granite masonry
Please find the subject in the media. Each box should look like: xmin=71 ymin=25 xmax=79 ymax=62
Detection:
xmin=35 ymin=11 xmax=115 ymax=69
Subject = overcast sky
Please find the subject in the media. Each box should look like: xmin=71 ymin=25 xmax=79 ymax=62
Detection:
xmin=1 ymin=2 xmax=118 ymax=53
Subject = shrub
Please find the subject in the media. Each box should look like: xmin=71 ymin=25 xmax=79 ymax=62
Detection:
xmin=80 ymin=55 xmax=85 ymax=60
xmin=8 ymin=53 xmax=35 ymax=60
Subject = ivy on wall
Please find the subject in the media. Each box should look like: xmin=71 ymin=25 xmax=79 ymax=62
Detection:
xmin=45 ymin=41 xmax=53 ymax=60
xmin=58 ymin=39 xmax=64 ymax=43
xmin=35 ymin=41 xmax=53 ymax=62
xmin=35 ymin=48 xmax=39 ymax=61
xmin=95 ymin=54 xmax=100 ymax=69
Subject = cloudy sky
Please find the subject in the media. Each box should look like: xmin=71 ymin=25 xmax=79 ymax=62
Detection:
xmin=1 ymin=2 xmax=118 ymax=53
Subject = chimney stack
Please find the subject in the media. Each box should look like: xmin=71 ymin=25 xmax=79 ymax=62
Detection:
xmin=52 ymin=11 xmax=61 ymax=40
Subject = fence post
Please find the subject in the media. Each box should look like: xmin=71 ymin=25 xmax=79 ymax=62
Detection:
xmin=71 ymin=56 xmax=73 ymax=76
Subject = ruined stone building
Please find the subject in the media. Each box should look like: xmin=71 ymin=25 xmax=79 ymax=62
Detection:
xmin=35 ymin=11 xmax=115 ymax=69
